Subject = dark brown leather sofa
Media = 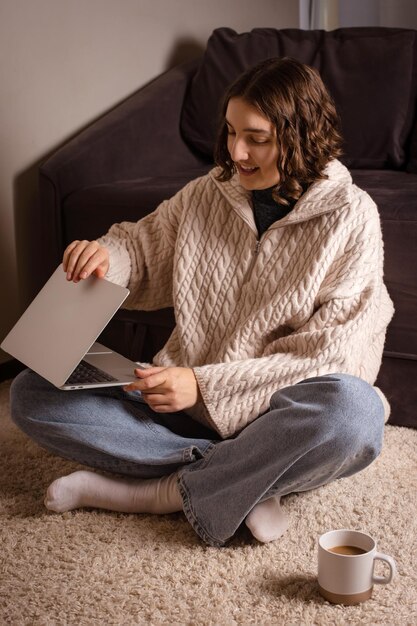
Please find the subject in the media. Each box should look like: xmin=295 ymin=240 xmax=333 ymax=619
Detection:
xmin=38 ymin=27 xmax=417 ymax=428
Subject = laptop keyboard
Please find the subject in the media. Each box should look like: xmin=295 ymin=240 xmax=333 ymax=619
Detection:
xmin=65 ymin=360 xmax=118 ymax=385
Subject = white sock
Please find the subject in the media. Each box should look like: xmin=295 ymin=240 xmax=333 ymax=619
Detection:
xmin=245 ymin=495 xmax=289 ymax=543
xmin=44 ymin=470 xmax=183 ymax=514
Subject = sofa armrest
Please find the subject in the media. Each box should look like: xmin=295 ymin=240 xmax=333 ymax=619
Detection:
xmin=38 ymin=59 xmax=205 ymax=281
xmin=40 ymin=58 xmax=203 ymax=193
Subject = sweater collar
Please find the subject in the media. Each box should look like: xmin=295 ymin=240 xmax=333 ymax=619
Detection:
xmin=209 ymin=159 xmax=353 ymax=233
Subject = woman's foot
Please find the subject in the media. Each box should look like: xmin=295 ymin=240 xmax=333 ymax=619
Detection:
xmin=245 ymin=495 xmax=289 ymax=543
xmin=44 ymin=470 xmax=183 ymax=514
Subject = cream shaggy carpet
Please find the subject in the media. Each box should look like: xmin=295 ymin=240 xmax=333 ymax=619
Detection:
xmin=1 ymin=378 xmax=416 ymax=625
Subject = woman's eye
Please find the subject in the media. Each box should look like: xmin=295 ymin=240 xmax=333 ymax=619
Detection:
xmin=250 ymin=136 xmax=270 ymax=144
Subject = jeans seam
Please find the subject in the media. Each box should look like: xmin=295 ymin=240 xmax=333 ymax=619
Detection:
xmin=177 ymin=469 xmax=225 ymax=548
xmin=178 ymin=443 xmax=229 ymax=547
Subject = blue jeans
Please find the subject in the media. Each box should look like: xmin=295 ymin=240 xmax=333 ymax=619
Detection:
xmin=10 ymin=369 xmax=384 ymax=547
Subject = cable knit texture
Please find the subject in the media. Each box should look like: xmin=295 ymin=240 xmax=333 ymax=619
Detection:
xmin=98 ymin=160 xmax=394 ymax=438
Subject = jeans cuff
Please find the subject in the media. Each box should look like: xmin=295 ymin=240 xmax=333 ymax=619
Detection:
xmin=177 ymin=443 xmax=227 ymax=548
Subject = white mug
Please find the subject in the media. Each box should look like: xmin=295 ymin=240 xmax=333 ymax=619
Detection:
xmin=318 ymin=529 xmax=396 ymax=605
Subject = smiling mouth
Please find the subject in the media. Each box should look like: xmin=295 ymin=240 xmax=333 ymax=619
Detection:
xmin=237 ymin=164 xmax=259 ymax=176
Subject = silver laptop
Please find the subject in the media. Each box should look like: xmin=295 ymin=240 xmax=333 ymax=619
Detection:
xmin=1 ymin=264 xmax=141 ymax=390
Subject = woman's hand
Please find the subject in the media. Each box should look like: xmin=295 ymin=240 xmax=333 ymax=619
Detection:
xmin=124 ymin=366 xmax=200 ymax=413
xmin=63 ymin=240 xmax=110 ymax=282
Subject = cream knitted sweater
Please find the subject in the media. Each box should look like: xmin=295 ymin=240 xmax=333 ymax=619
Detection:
xmin=98 ymin=160 xmax=394 ymax=438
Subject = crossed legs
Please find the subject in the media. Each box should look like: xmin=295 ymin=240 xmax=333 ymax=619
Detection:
xmin=10 ymin=370 xmax=384 ymax=547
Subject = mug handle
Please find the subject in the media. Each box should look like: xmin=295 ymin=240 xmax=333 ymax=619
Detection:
xmin=372 ymin=552 xmax=397 ymax=584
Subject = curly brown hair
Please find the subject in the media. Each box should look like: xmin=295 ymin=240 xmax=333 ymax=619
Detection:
xmin=214 ymin=57 xmax=343 ymax=205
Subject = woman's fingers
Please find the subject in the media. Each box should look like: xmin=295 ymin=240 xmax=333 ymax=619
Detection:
xmin=124 ymin=367 xmax=199 ymax=413
xmin=73 ymin=247 xmax=109 ymax=281
xmin=62 ymin=240 xmax=80 ymax=272
xmin=64 ymin=240 xmax=91 ymax=279
xmin=63 ymin=240 xmax=109 ymax=282
xmin=124 ymin=369 xmax=168 ymax=393
xmin=71 ymin=241 xmax=101 ymax=280
xmin=140 ymin=392 xmax=178 ymax=413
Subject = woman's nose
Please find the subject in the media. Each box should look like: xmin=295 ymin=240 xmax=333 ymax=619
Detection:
xmin=229 ymin=136 xmax=249 ymax=162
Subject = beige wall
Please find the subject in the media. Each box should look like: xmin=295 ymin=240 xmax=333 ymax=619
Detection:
xmin=0 ymin=0 xmax=299 ymax=365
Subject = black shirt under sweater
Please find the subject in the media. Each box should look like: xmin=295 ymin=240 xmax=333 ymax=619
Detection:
xmin=252 ymin=187 xmax=297 ymax=238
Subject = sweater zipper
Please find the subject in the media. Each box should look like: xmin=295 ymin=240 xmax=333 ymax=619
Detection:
xmin=244 ymin=239 xmax=261 ymax=284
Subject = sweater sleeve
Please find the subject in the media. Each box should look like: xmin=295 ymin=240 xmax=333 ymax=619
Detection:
xmin=97 ymin=191 xmax=185 ymax=311
xmin=191 ymin=208 xmax=394 ymax=439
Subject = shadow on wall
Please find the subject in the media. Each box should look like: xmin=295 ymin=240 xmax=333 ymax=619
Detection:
xmin=164 ymin=36 xmax=204 ymax=70
xmin=14 ymin=160 xmax=53 ymax=310
xmin=13 ymin=37 xmax=205 ymax=311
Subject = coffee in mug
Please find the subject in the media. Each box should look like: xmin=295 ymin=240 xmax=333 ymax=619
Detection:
xmin=328 ymin=545 xmax=366 ymax=556
xmin=318 ymin=529 xmax=396 ymax=605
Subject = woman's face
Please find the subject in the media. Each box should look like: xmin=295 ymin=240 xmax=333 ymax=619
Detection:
xmin=225 ymin=97 xmax=280 ymax=190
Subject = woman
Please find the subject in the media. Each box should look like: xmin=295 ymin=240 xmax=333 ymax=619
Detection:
xmin=11 ymin=58 xmax=393 ymax=547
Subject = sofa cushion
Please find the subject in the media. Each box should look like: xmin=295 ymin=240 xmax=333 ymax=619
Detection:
xmin=320 ymin=31 xmax=416 ymax=169
xmin=63 ymin=168 xmax=211 ymax=243
xmin=181 ymin=27 xmax=417 ymax=169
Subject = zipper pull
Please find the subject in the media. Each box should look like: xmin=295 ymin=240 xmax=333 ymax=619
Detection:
xmin=255 ymin=240 xmax=261 ymax=254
